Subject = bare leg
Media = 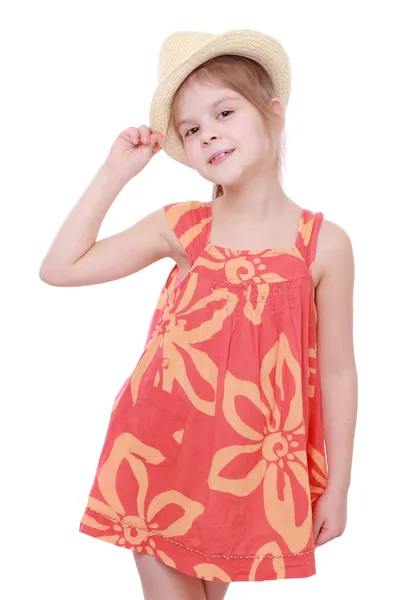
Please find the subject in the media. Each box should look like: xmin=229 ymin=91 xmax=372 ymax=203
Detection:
xmin=133 ymin=551 xmax=206 ymax=600
xmin=202 ymin=580 xmax=230 ymax=600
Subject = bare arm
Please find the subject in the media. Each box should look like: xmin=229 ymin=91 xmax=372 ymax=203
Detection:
xmin=39 ymin=163 xmax=176 ymax=287
xmin=314 ymin=220 xmax=358 ymax=497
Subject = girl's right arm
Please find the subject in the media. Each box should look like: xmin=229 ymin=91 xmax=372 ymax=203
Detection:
xmin=39 ymin=126 xmax=178 ymax=287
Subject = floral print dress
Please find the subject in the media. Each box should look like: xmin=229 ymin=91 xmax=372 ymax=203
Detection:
xmin=79 ymin=200 xmax=328 ymax=583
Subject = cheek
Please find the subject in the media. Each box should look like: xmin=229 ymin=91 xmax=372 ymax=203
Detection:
xmin=244 ymin=125 xmax=272 ymax=156
xmin=184 ymin=142 xmax=204 ymax=169
xmin=180 ymin=139 xmax=194 ymax=166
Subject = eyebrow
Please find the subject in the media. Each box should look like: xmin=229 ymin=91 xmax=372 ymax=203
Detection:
xmin=176 ymin=95 xmax=241 ymax=128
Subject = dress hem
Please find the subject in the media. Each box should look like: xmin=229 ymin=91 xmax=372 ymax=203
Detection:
xmin=79 ymin=506 xmax=317 ymax=582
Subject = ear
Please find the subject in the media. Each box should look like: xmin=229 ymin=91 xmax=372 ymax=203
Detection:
xmin=270 ymin=98 xmax=285 ymax=122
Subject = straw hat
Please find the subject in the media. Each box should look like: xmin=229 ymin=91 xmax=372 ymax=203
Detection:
xmin=149 ymin=29 xmax=291 ymax=167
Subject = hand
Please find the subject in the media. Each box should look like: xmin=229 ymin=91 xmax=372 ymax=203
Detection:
xmin=312 ymin=487 xmax=348 ymax=547
xmin=104 ymin=125 xmax=163 ymax=181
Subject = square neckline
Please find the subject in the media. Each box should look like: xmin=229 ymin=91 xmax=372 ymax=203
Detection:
xmin=205 ymin=201 xmax=305 ymax=254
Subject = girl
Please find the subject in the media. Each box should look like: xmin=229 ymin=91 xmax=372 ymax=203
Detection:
xmin=39 ymin=29 xmax=357 ymax=600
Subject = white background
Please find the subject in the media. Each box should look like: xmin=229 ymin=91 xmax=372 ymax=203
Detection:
xmin=2 ymin=1 xmax=399 ymax=598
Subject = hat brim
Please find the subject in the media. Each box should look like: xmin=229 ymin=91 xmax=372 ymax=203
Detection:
xmin=150 ymin=29 xmax=291 ymax=167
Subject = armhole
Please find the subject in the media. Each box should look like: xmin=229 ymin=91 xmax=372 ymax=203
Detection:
xmin=163 ymin=200 xmax=212 ymax=266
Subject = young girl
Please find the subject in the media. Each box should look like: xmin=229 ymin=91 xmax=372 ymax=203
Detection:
xmin=40 ymin=29 xmax=357 ymax=600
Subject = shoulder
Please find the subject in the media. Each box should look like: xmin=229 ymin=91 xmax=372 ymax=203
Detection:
xmin=314 ymin=216 xmax=354 ymax=286
xmin=160 ymin=200 xmax=210 ymax=259
xmin=163 ymin=199 xmax=209 ymax=223
xmin=318 ymin=217 xmax=353 ymax=256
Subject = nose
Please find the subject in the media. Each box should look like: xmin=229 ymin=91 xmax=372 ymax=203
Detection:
xmin=200 ymin=132 xmax=219 ymax=146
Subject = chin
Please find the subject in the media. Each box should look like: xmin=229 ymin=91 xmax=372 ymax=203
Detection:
xmin=213 ymin=170 xmax=244 ymax=187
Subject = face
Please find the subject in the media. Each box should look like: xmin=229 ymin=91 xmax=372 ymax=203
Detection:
xmin=174 ymin=78 xmax=282 ymax=186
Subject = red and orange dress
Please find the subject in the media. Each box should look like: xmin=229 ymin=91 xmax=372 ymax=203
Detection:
xmin=79 ymin=200 xmax=328 ymax=582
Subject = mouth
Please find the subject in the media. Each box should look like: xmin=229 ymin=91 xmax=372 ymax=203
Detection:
xmin=208 ymin=149 xmax=235 ymax=165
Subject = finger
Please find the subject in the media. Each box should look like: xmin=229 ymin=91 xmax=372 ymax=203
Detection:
xmin=312 ymin=519 xmax=322 ymax=545
xmin=151 ymin=142 xmax=163 ymax=155
xmin=131 ymin=128 xmax=140 ymax=146
xmin=124 ymin=127 xmax=139 ymax=146
xmin=149 ymin=132 xmax=163 ymax=146
xmin=138 ymin=124 xmax=151 ymax=145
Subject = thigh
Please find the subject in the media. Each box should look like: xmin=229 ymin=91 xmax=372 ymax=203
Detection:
xmin=202 ymin=580 xmax=230 ymax=600
xmin=133 ymin=551 xmax=206 ymax=600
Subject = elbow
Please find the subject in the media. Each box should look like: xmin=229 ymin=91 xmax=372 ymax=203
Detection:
xmin=39 ymin=268 xmax=58 ymax=286
xmin=39 ymin=263 xmax=51 ymax=284
xmin=39 ymin=265 xmax=66 ymax=286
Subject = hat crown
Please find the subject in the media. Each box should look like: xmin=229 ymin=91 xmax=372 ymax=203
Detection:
xmin=158 ymin=31 xmax=216 ymax=82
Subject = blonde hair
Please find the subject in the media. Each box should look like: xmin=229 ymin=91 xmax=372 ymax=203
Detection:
xmin=168 ymin=55 xmax=287 ymax=199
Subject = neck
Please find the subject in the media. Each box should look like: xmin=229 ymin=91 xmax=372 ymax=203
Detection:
xmin=215 ymin=170 xmax=293 ymax=219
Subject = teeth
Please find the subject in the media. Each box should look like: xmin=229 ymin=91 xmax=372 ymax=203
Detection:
xmin=211 ymin=151 xmax=230 ymax=162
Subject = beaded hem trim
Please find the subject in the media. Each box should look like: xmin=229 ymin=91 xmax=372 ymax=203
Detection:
xmin=84 ymin=506 xmax=315 ymax=560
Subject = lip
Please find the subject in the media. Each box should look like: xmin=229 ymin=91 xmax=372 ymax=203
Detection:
xmin=208 ymin=149 xmax=235 ymax=164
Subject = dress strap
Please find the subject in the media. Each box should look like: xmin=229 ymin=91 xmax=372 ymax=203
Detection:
xmin=163 ymin=200 xmax=211 ymax=265
xmin=295 ymin=208 xmax=324 ymax=268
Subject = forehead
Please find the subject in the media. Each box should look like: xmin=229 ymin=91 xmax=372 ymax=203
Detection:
xmin=174 ymin=80 xmax=243 ymax=126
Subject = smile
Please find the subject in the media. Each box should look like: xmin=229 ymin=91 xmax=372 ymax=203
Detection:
xmin=209 ymin=149 xmax=235 ymax=165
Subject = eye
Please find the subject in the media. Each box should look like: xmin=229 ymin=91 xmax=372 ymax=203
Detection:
xmin=184 ymin=110 xmax=233 ymax=138
xmin=185 ymin=126 xmax=199 ymax=138
xmin=217 ymin=110 xmax=233 ymax=119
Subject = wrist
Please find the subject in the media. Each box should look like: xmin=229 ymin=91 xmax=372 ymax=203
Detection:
xmin=101 ymin=161 xmax=131 ymax=187
xmin=325 ymin=480 xmax=350 ymax=498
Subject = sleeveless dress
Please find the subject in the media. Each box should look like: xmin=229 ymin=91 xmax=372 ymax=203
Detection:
xmin=79 ymin=200 xmax=328 ymax=583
